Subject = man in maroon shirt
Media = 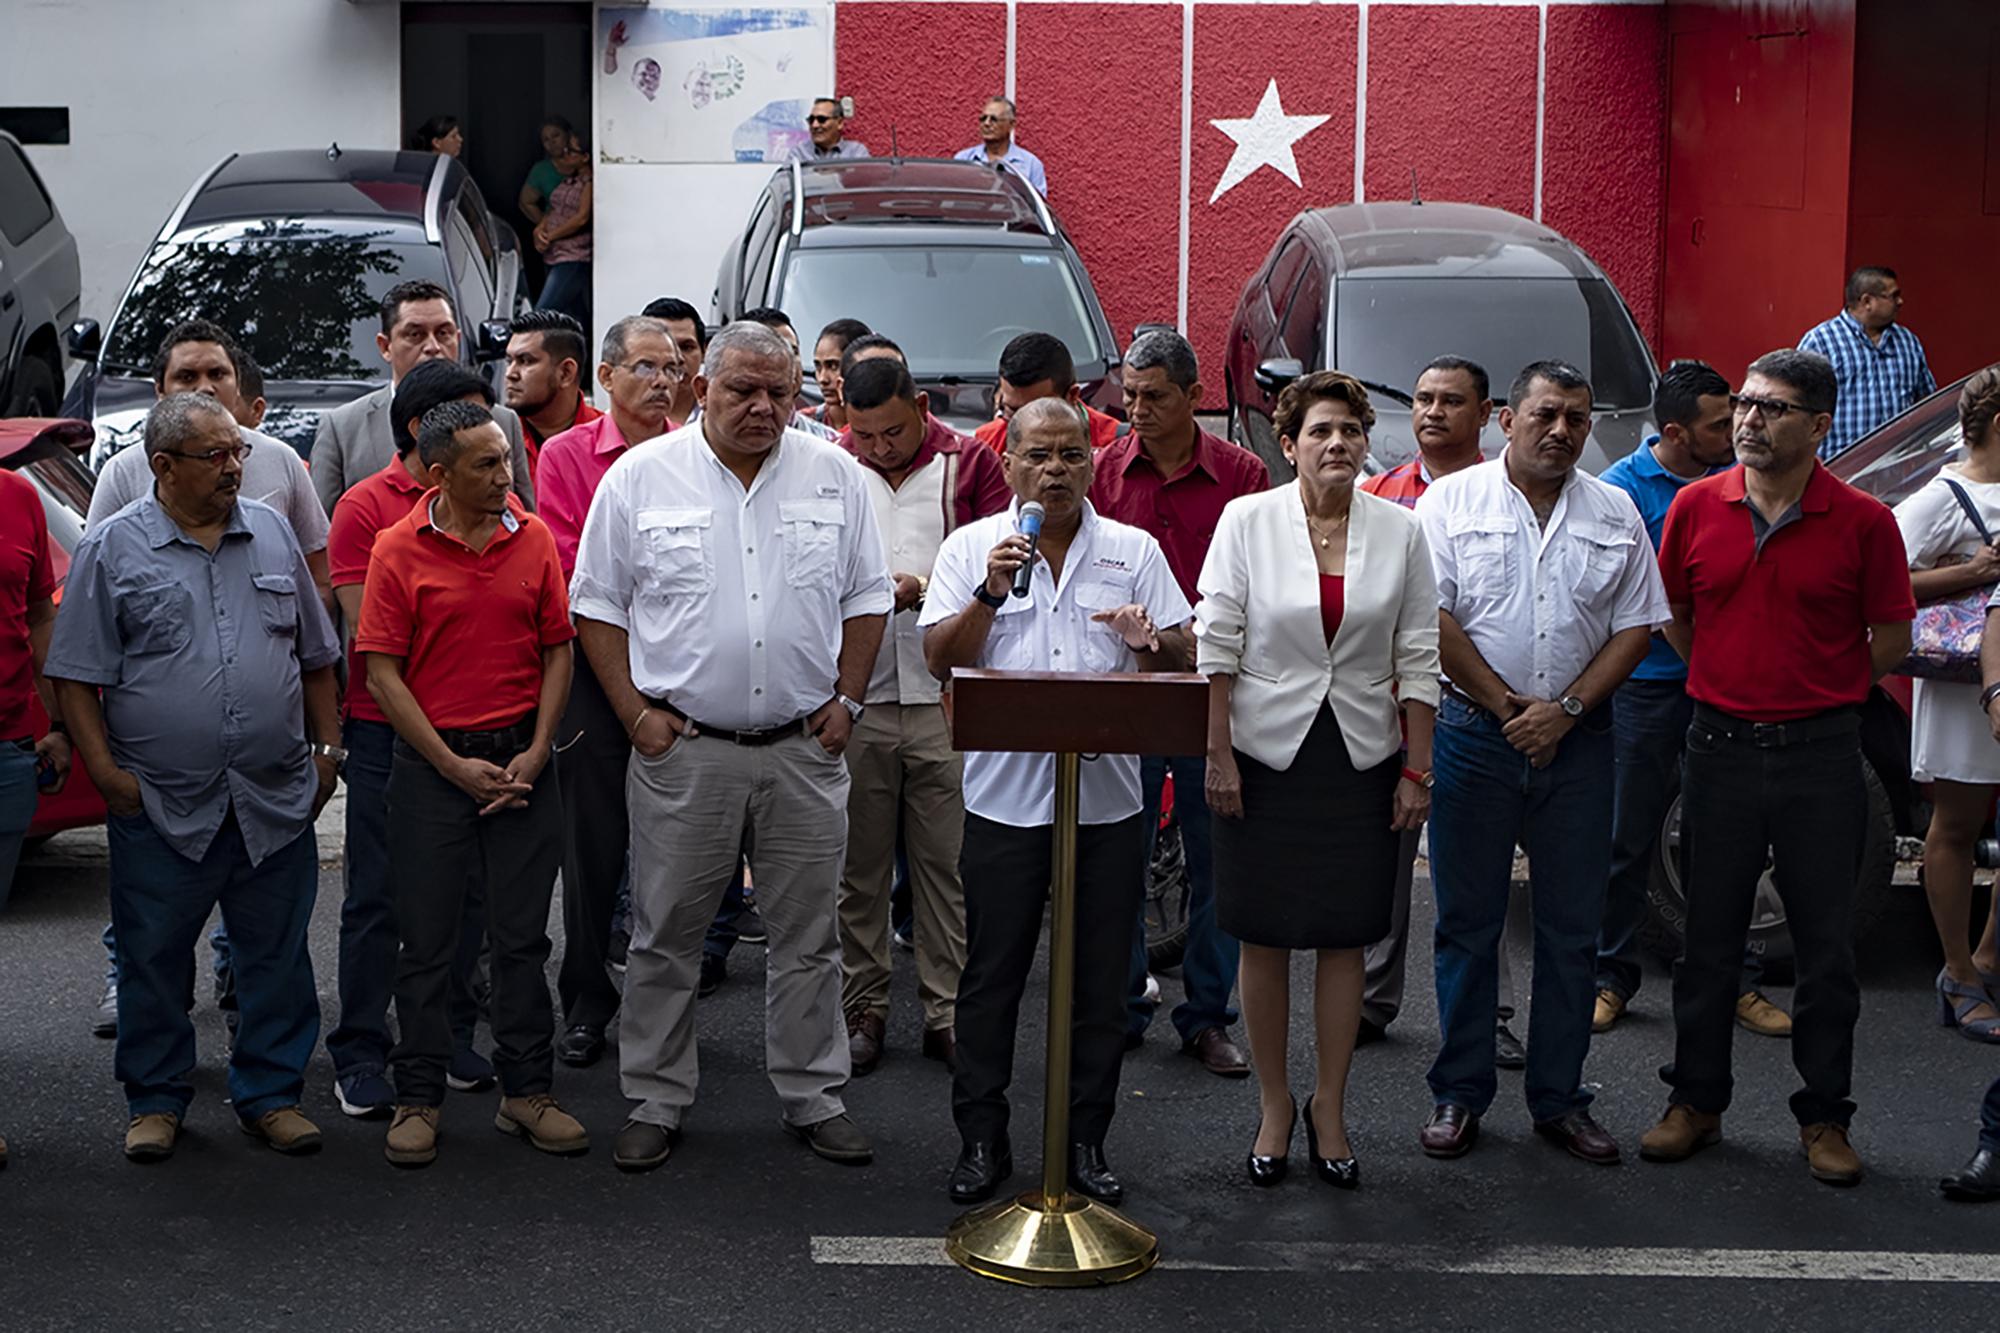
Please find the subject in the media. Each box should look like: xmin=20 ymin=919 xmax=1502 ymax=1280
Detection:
xmin=1089 ymin=329 xmax=1268 ymax=1076
xmin=1644 ymin=349 xmax=1915 ymax=1187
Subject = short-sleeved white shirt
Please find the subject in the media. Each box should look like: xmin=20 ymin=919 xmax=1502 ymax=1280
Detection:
xmin=919 ymin=501 xmax=1192 ymax=827
xmin=1414 ymin=450 xmax=1668 ymax=699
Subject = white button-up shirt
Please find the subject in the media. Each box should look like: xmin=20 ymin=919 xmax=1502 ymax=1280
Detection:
xmin=920 ymin=501 xmax=1192 ymax=827
xmin=570 ymin=422 xmax=893 ymax=730
xmin=858 ymin=452 xmax=949 ymax=706
xmin=1415 ymin=450 xmax=1668 ymax=699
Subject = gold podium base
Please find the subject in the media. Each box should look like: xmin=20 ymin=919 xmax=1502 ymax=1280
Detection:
xmin=945 ymin=1190 xmax=1159 ymax=1287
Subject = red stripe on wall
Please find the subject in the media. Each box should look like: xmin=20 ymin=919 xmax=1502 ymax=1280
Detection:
xmin=1187 ymin=3 xmax=1358 ymax=381
xmin=834 ymin=2 xmax=1007 ymax=159
xmin=1364 ymin=4 xmax=1539 ymax=216
xmin=1543 ymin=3 xmax=1668 ymax=351
xmin=1014 ymin=2 xmax=1184 ymax=355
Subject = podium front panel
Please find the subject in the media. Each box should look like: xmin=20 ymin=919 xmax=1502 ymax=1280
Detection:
xmin=947 ymin=669 xmax=1207 ymax=757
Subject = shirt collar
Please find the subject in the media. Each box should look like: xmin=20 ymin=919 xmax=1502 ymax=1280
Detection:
xmin=592 ymin=412 xmax=632 ymax=456
xmin=1111 ymin=428 xmax=1220 ymax=483
xmin=1718 ymin=460 xmax=1832 ymax=512
xmin=384 ymin=454 xmax=427 ymax=494
xmin=139 ymin=492 xmax=254 ymax=550
xmin=415 ymin=490 xmax=522 ymax=539
xmin=850 ymin=413 xmax=956 ymax=479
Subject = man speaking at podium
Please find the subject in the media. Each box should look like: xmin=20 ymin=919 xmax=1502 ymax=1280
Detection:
xmin=920 ymin=399 xmax=1194 ymax=1206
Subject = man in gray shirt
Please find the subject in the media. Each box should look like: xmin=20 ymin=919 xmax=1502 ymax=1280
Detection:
xmin=49 ymin=393 xmax=344 ymax=1166
xmin=782 ymin=98 xmax=870 ymax=162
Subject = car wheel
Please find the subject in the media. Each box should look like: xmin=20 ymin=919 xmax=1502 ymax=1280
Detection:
xmin=1642 ymin=759 xmax=1896 ymax=975
xmin=5 ymin=355 xmax=59 ymax=417
xmin=1144 ymin=814 xmax=1190 ymax=972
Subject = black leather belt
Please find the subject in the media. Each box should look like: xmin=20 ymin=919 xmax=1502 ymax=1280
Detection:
xmin=1692 ymin=702 xmax=1858 ymax=749
xmin=646 ymin=698 xmax=808 ymax=747
xmin=434 ymin=718 xmax=535 ymax=758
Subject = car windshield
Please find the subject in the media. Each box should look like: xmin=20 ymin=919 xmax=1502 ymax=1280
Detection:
xmin=103 ymin=222 xmax=444 ymax=383
xmin=1332 ymin=277 xmax=1653 ymax=409
xmin=779 ymin=246 xmax=1101 ymax=378
xmin=1833 ymin=382 xmax=1965 ymax=506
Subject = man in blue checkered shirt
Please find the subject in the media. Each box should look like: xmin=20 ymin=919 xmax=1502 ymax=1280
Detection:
xmin=1798 ymin=266 xmax=1937 ymax=460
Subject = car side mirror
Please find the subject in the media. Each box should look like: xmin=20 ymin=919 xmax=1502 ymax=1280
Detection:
xmin=474 ymin=319 xmax=512 ymax=362
xmin=64 ymin=318 xmax=101 ymax=362
xmin=1253 ymin=357 xmax=1304 ymax=395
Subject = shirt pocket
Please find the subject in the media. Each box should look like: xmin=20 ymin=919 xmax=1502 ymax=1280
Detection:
xmin=1572 ymin=522 xmax=1638 ymax=600
xmin=779 ymin=500 xmax=845 ymax=590
xmin=252 ymin=572 xmax=299 ymax=637
xmin=636 ymin=507 xmax=714 ymax=598
xmin=983 ymin=598 xmax=1038 ymax=671
xmin=1072 ymin=578 xmax=1134 ymax=673
xmin=116 ymin=582 xmax=193 ymax=656
xmin=1446 ymin=515 xmax=1517 ymax=602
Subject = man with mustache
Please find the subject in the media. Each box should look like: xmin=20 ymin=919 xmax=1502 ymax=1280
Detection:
xmin=1412 ymin=359 xmax=1667 ymax=1167
xmin=1643 ymin=349 xmax=1914 ymax=1187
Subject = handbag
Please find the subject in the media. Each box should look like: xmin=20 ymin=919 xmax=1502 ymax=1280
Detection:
xmin=1900 ymin=478 xmax=1996 ymax=683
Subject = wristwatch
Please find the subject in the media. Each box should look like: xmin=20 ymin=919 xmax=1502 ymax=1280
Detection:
xmin=311 ymin=742 xmax=348 ymax=775
xmin=1558 ymin=695 xmax=1586 ymax=718
xmin=1982 ymin=682 xmax=2000 ymax=713
xmin=835 ymin=693 xmax=866 ymax=722
xmin=973 ymin=585 xmax=1008 ymax=609
xmin=1401 ymin=766 xmax=1434 ymax=789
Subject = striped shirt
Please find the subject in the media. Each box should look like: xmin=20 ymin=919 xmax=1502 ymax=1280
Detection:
xmin=1359 ymin=458 xmax=1431 ymax=509
xmin=1798 ymin=311 xmax=1937 ymax=460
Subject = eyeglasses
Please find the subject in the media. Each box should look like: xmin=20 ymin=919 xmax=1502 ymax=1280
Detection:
xmin=163 ymin=440 xmax=253 ymax=466
xmin=1015 ymin=448 xmax=1091 ymax=467
xmin=977 ymin=113 xmax=1011 ymax=123
xmin=616 ymin=359 xmax=679 ymax=382
xmin=806 ymin=115 xmax=837 ymax=125
xmin=1730 ymin=393 xmax=1807 ymax=421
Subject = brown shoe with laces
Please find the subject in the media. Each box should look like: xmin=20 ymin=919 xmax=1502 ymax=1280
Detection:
xmin=1639 ymin=1104 xmax=1722 ymax=1162
xmin=241 ymin=1105 xmax=323 ymax=1155
xmin=124 ymin=1112 xmax=180 ymax=1163
xmin=1592 ymin=989 xmax=1627 ymax=1034
xmin=847 ymin=1009 xmax=886 ymax=1076
xmin=1736 ymin=991 xmax=1792 ymax=1038
xmin=1802 ymin=1122 xmax=1863 ymax=1186
xmin=495 ymin=1094 xmax=590 ymax=1155
xmin=384 ymin=1106 xmax=440 ymax=1167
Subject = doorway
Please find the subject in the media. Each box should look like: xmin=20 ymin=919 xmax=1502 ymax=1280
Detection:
xmin=401 ymin=2 xmax=592 ymax=303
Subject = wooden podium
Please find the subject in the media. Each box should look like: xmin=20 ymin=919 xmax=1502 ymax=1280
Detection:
xmin=942 ymin=667 xmax=1208 ymax=1287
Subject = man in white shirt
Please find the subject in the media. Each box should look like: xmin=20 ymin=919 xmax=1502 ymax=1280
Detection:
xmin=1413 ymin=360 xmax=1667 ymax=1168
xmin=570 ymin=322 xmax=892 ymax=1174
xmin=920 ymin=398 xmax=1192 ymax=1208
xmin=835 ymin=357 xmax=1012 ymax=1077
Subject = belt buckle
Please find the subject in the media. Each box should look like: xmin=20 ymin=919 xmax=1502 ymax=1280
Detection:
xmin=1751 ymin=722 xmax=1785 ymax=747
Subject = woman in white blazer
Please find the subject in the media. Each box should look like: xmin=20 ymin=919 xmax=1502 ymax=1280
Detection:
xmin=1196 ymin=371 xmax=1440 ymax=1191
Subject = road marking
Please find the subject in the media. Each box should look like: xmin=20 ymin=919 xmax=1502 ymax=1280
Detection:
xmin=810 ymin=1237 xmax=2000 ymax=1283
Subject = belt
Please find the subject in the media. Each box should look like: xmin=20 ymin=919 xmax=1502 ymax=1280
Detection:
xmin=1691 ymin=702 xmax=1858 ymax=749
xmin=646 ymin=698 xmax=809 ymax=747
xmin=434 ymin=717 xmax=536 ymax=758
xmin=6 ymin=737 xmax=32 ymax=753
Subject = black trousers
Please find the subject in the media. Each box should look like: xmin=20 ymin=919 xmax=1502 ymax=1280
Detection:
xmin=556 ymin=660 xmax=630 ymax=1029
xmin=1667 ymin=706 xmax=1864 ymax=1127
xmin=952 ymin=811 xmax=1147 ymax=1147
xmin=388 ymin=733 xmax=564 ymax=1105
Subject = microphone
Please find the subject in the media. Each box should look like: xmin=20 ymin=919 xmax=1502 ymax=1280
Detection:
xmin=1010 ymin=501 xmax=1045 ymax=598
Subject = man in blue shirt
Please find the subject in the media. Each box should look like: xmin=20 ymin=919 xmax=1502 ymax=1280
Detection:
xmin=1798 ymin=266 xmax=1937 ymax=460
xmin=1593 ymin=362 xmax=1791 ymax=1038
xmin=953 ymin=97 xmax=1048 ymax=197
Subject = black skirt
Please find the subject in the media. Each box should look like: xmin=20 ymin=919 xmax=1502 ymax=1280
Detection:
xmin=1214 ymin=704 xmax=1401 ymax=950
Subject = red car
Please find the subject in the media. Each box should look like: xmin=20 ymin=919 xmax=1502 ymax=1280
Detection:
xmin=1 ymin=416 xmax=105 ymax=840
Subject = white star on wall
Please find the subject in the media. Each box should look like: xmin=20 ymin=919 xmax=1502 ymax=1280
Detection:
xmin=1208 ymin=79 xmax=1331 ymax=204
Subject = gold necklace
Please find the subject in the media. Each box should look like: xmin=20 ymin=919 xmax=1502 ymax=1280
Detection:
xmin=1305 ymin=511 xmax=1348 ymax=550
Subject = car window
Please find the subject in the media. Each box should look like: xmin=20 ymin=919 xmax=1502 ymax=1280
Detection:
xmin=1265 ymin=236 xmax=1308 ymax=313
xmin=445 ymin=213 xmax=495 ymax=322
xmin=103 ymin=222 xmax=448 ymax=382
xmin=1332 ymin=276 xmax=1653 ymax=409
xmin=780 ymin=246 xmax=1101 ymax=379
xmin=1279 ymin=261 xmax=1325 ymax=366
xmin=455 ymin=189 xmax=498 ymax=267
xmin=1836 ymin=387 xmax=1964 ymax=506
xmin=0 ymin=141 xmax=56 ymax=245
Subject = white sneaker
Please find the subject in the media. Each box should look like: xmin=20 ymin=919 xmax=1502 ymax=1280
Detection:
xmin=1143 ymin=974 xmax=1162 ymax=1005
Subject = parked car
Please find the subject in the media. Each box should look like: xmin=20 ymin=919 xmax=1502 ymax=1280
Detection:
xmin=1223 ymin=201 xmax=1658 ymax=482
xmin=712 ymin=157 xmax=1123 ymax=433
xmin=0 ymin=131 xmax=82 ymax=417
xmin=0 ymin=418 xmax=105 ymax=847
xmin=1639 ymin=376 xmax=1984 ymax=971
xmin=61 ymin=146 xmax=522 ymax=466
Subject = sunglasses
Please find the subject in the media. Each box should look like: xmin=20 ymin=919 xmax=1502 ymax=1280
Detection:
xmin=806 ymin=114 xmax=837 ymax=125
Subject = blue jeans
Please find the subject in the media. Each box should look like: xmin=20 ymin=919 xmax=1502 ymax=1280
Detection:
xmin=0 ymin=740 xmax=38 ymax=911
xmin=1428 ymin=695 xmax=1612 ymax=1122
xmin=1597 ymin=678 xmax=1764 ymax=1001
xmin=108 ymin=810 xmax=319 ymax=1120
xmin=537 ymin=260 xmax=591 ymax=327
xmin=1127 ymin=754 xmax=1239 ymax=1042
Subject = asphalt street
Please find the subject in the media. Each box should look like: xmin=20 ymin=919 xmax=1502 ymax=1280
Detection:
xmin=2 ymin=817 xmax=1997 ymax=1332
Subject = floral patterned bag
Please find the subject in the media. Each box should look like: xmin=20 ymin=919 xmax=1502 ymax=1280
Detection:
xmin=1901 ymin=479 xmax=1995 ymax=684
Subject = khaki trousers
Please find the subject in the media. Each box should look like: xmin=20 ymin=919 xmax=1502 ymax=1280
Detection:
xmin=620 ymin=730 xmax=851 ymax=1130
xmin=837 ymin=703 xmax=967 ymax=1030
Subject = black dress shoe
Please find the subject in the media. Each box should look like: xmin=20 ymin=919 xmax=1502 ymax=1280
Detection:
xmin=1940 ymin=1146 xmax=2000 ymax=1202
xmin=1355 ymin=1017 xmax=1388 ymax=1048
xmin=698 ymin=953 xmax=727 ymax=998
xmin=1067 ymin=1143 xmax=1122 ymax=1204
xmin=1533 ymin=1108 xmax=1622 ymax=1165
xmin=1303 ymin=1094 xmax=1359 ymax=1190
xmin=1419 ymin=1103 xmax=1480 ymax=1159
xmin=556 ymin=1023 xmax=606 ymax=1068
xmin=1495 ymin=1022 xmax=1527 ymax=1070
xmin=1247 ymin=1095 xmax=1296 ymax=1187
xmin=947 ymin=1137 xmax=1013 ymax=1204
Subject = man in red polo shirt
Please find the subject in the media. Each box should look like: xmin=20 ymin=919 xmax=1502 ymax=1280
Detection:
xmin=358 ymin=401 xmax=584 ymax=1168
xmin=972 ymin=332 xmax=1125 ymax=456
xmin=504 ymin=309 xmax=602 ymax=472
xmin=538 ymin=313 xmax=682 ymax=1066
xmin=1644 ymin=348 xmax=1915 ymax=1187
xmin=1088 ymin=328 xmax=1267 ymax=1077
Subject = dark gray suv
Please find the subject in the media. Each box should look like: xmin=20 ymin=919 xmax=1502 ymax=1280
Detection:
xmin=0 ymin=131 xmax=81 ymax=417
xmin=1223 ymin=201 xmax=1658 ymax=480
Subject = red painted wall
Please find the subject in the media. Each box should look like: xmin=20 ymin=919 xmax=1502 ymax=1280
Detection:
xmin=1845 ymin=0 xmax=2000 ymax=383
xmin=834 ymin=2 xmax=1007 ymax=159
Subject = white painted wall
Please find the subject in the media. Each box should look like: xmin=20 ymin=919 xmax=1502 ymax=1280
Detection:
xmin=591 ymin=163 xmax=774 ymax=324
xmin=3 ymin=0 xmax=401 ymax=333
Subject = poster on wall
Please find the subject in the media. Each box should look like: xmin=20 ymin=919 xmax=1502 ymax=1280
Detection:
xmin=598 ymin=5 xmax=831 ymax=164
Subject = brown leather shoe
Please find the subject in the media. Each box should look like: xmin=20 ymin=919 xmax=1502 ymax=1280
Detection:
xmin=124 ymin=1112 xmax=180 ymax=1164
xmin=1185 ymin=1026 xmax=1251 ymax=1078
xmin=1737 ymin=991 xmax=1793 ymax=1038
xmin=847 ymin=1010 xmax=886 ymax=1077
xmin=384 ymin=1106 xmax=440 ymax=1168
xmin=1801 ymin=1122 xmax=1863 ymax=1186
xmin=1639 ymin=1103 xmax=1722 ymax=1162
xmin=1592 ymin=988 xmax=1627 ymax=1034
xmin=1533 ymin=1109 xmax=1622 ymax=1165
xmin=1419 ymin=1103 xmax=1479 ymax=1159
xmin=495 ymin=1094 xmax=590 ymax=1155
xmin=921 ymin=1025 xmax=957 ymax=1070
xmin=240 ymin=1106 xmax=324 ymax=1155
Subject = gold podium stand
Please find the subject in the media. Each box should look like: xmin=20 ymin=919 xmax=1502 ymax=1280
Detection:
xmin=941 ymin=668 xmax=1209 ymax=1287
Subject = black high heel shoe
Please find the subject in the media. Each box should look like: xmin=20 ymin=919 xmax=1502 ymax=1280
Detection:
xmin=1303 ymin=1094 xmax=1360 ymax=1190
xmin=1246 ymin=1095 xmax=1296 ymax=1187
